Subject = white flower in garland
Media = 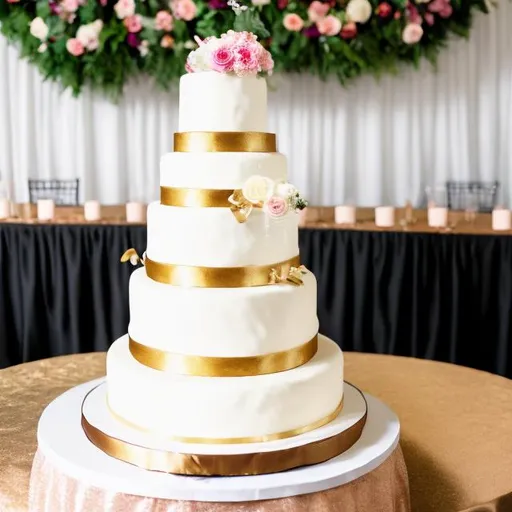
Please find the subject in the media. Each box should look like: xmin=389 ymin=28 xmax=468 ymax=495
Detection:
xmin=29 ymin=17 xmax=49 ymax=41
xmin=346 ymin=0 xmax=372 ymax=24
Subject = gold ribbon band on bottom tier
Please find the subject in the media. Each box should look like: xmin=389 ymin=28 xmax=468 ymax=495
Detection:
xmin=144 ymin=255 xmax=302 ymax=288
xmin=128 ymin=335 xmax=318 ymax=376
xmin=174 ymin=132 xmax=277 ymax=153
xmin=160 ymin=186 xmax=233 ymax=208
xmin=81 ymin=394 xmax=364 ymax=476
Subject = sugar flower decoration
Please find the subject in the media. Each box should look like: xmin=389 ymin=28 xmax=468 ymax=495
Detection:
xmin=229 ymin=175 xmax=307 ymax=223
xmin=186 ymin=30 xmax=274 ymax=77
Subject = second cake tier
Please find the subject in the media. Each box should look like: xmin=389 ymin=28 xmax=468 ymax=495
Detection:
xmin=128 ymin=267 xmax=319 ymax=357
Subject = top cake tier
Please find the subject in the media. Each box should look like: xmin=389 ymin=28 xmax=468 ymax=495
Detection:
xmin=178 ymin=73 xmax=267 ymax=132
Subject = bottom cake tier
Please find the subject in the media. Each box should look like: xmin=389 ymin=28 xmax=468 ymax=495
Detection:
xmin=107 ymin=334 xmax=344 ymax=441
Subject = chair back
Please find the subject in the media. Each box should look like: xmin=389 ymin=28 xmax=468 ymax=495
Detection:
xmin=446 ymin=181 xmax=499 ymax=213
xmin=28 ymin=179 xmax=80 ymax=206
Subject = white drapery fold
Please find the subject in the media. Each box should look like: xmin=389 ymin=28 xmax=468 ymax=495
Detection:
xmin=1 ymin=3 xmax=511 ymax=206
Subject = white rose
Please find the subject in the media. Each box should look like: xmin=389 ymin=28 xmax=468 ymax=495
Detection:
xmin=276 ymin=182 xmax=298 ymax=199
xmin=252 ymin=0 xmax=271 ymax=5
xmin=346 ymin=0 xmax=372 ymax=23
xmin=242 ymin=175 xmax=275 ymax=203
xmin=114 ymin=0 xmax=135 ymax=19
xmin=30 ymin=17 xmax=49 ymax=41
xmin=76 ymin=20 xmax=103 ymax=51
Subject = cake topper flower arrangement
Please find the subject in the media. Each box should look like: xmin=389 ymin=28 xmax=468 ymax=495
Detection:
xmin=185 ymin=1 xmax=273 ymax=77
xmin=229 ymin=175 xmax=308 ymax=223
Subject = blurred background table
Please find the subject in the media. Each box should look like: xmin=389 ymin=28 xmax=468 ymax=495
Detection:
xmin=1 ymin=206 xmax=511 ymax=378
xmin=1 ymin=352 xmax=511 ymax=512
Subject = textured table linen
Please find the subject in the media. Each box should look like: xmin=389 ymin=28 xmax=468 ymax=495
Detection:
xmin=2 ymin=352 xmax=512 ymax=511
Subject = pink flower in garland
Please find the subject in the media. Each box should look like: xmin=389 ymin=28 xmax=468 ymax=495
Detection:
xmin=66 ymin=38 xmax=85 ymax=56
xmin=211 ymin=46 xmax=236 ymax=72
xmin=402 ymin=23 xmax=423 ymax=44
xmin=171 ymin=0 xmax=197 ymax=21
xmin=424 ymin=12 xmax=435 ymax=25
xmin=62 ymin=0 xmax=80 ymax=13
xmin=277 ymin=0 xmax=288 ymax=9
xmin=407 ymin=4 xmax=422 ymax=25
xmin=340 ymin=22 xmax=357 ymax=39
xmin=283 ymin=13 xmax=304 ymax=32
xmin=376 ymin=2 xmax=392 ymax=17
xmin=307 ymin=1 xmax=330 ymax=22
xmin=124 ymin=14 xmax=142 ymax=33
xmin=266 ymin=196 xmax=289 ymax=218
xmin=317 ymin=15 xmax=342 ymax=36
xmin=155 ymin=11 xmax=173 ymax=31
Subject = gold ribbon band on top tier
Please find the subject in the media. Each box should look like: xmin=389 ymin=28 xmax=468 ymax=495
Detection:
xmin=173 ymin=132 xmax=277 ymax=153
xmin=160 ymin=186 xmax=232 ymax=208
xmin=128 ymin=335 xmax=318 ymax=377
xmin=144 ymin=255 xmax=302 ymax=288
xmin=106 ymin=395 xmax=344 ymax=445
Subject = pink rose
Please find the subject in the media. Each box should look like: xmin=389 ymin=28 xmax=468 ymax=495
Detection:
xmin=66 ymin=38 xmax=85 ymax=56
xmin=428 ymin=0 xmax=447 ymax=13
xmin=376 ymin=2 xmax=392 ymax=17
xmin=211 ymin=46 xmax=235 ymax=72
xmin=424 ymin=12 xmax=434 ymax=25
xmin=124 ymin=14 xmax=142 ymax=33
xmin=407 ymin=4 xmax=422 ymax=24
xmin=62 ymin=0 xmax=80 ymax=12
xmin=317 ymin=15 xmax=342 ymax=36
xmin=266 ymin=196 xmax=289 ymax=218
xmin=172 ymin=0 xmax=197 ymax=21
xmin=340 ymin=22 xmax=357 ymax=39
xmin=307 ymin=1 xmax=330 ymax=22
xmin=402 ymin=23 xmax=423 ymax=44
xmin=283 ymin=13 xmax=304 ymax=32
xmin=155 ymin=10 xmax=173 ymax=31
xmin=277 ymin=0 xmax=288 ymax=8
xmin=114 ymin=0 xmax=135 ymax=19
xmin=439 ymin=5 xmax=452 ymax=17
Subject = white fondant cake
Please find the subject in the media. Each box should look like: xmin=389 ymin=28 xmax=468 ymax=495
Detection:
xmin=178 ymin=73 xmax=267 ymax=132
xmin=160 ymin=152 xmax=287 ymax=189
xmin=146 ymin=202 xmax=299 ymax=267
xmin=128 ymin=268 xmax=319 ymax=357
xmin=107 ymin=335 xmax=343 ymax=439
xmin=104 ymin=50 xmax=345 ymax=466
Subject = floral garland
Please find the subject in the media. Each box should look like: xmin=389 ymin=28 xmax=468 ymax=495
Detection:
xmin=0 ymin=0 xmax=492 ymax=98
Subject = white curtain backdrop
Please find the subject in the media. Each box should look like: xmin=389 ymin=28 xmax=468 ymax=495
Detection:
xmin=1 ymin=3 xmax=511 ymax=206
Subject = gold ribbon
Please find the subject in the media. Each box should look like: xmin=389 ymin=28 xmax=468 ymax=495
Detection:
xmin=144 ymin=255 xmax=304 ymax=288
xmin=82 ymin=389 xmax=365 ymax=476
xmin=174 ymin=132 xmax=277 ymax=153
xmin=160 ymin=186 xmax=233 ymax=208
xmin=128 ymin=335 xmax=318 ymax=376
xmin=159 ymin=186 xmax=263 ymax=224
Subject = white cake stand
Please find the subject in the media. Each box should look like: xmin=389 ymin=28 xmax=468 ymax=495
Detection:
xmin=37 ymin=378 xmax=400 ymax=502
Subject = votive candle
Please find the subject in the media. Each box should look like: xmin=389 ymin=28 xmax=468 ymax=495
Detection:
xmin=492 ymin=208 xmax=511 ymax=231
xmin=84 ymin=200 xmax=101 ymax=221
xmin=428 ymin=207 xmax=448 ymax=228
xmin=375 ymin=206 xmax=395 ymax=227
xmin=126 ymin=202 xmax=146 ymax=223
xmin=334 ymin=205 xmax=356 ymax=225
xmin=37 ymin=199 xmax=55 ymax=221
xmin=0 ymin=198 xmax=10 ymax=219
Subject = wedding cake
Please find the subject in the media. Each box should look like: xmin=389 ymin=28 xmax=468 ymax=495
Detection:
xmin=82 ymin=31 xmax=359 ymax=475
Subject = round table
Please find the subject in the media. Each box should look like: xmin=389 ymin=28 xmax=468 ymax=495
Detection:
xmin=1 ymin=353 xmax=511 ymax=512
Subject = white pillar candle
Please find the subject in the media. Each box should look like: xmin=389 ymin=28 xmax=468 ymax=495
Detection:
xmin=84 ymin=200 xmax=101 ymax=221
xmin=0 ymin=198 xmax=10 ymax=219
xmin=375 ymin=206 xmax=395 ymax=227
xmin=492 ymin=208 xmax=511 ymax=231
xmin=126 ymin=202 xmax=146 ymax=223
xmin=37 ymin=199 xmax=55 ymax=221
xmin=334 ymin=205 xmax=356 ymax=225
xmin=428 ymin=207 xmax=448 ymax=228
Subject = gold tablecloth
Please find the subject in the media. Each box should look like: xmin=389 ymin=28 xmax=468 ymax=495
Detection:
xmin=0 ymin=353 xmax=410 ymax=512
xmin=1 ymin=352 xmax=511 ymax=511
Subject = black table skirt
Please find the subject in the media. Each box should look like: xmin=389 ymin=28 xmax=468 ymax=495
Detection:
xmin=1 ymin=223 xmax=511 ymax=377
